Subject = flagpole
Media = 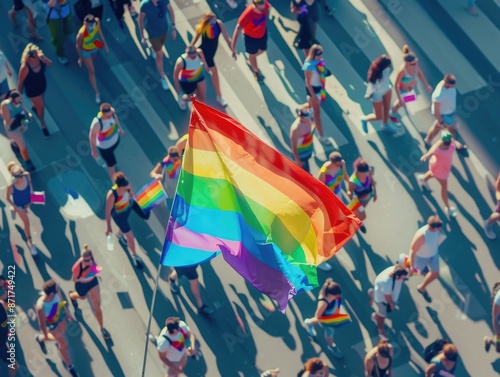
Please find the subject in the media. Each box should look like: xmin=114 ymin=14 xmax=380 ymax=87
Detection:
xmin=141 ymin=263 xmax=162 ymax=377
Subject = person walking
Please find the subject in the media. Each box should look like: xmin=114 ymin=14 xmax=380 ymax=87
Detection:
xmin=153 ymin=317 xmax=199 ymax=377
xmin=89 ymin=103 xmax=125 ymax=179
xmin=347 ymin=158 xmax=376 ymax=233
xmin=368 ymin=264 xmax=409 ymax=340
xmin=303 ymin=278 xmax=346 ymax=359
xmin=109 ymin=0 xmax=137 ymax=29
xmin=169 ymin=266 xmax=214 ymax=315
xmin=191 ymin=12 xmax=232 ymax=107
xmin=173 ymin=45 xmax=207 ymax=110
xmin=105 ymin=172 xmax=150 ymax=268
xmin=290 ymin=1 xmax=316 ymax=57
xmin=318 ymin=151 xmax=350 ymax=199
xmin=138 ymin=0 xmax=176 ymax=91
xmin=231 ymin=0 xmax=271 ymax=82
xmin=8 ymin=0 xmax=43 ymax=41
xmin=1 ymin=90 xmax=35 ymax=170
xmin=302 ymin=44 xmax=331 ymax=144
xmin=17 ymin=43 xmax=52 ymax=138
xmin=0 ymin=50 xmax=13 ymax=99
xmin=484 ymin=281 xmax=500 ymax=353
xmin=361 ymin=54 xmax=394 ymax=133
xmin=409 ymin=215 xmax=445 ymax=303
xmin=425 ymin=343 xmax=458 ymax=377
xmin=76 ymin=14 xmax=109 ymax=103
xmin=68 ymin=245 xmax=111 ymax=339
xmin=364 ymin=339 xmax=393 ymax=377
xmin=5 ymin=161 xmax=37 ymax=256
xmin=42 ymin=0 xmax=72 ymax=65
xmin=150 ymin=145 xmax=181 ymax=198
xmin=418 ymin=131 xmax=457 ymax=217
xmin=390 ymin=45 xmax=432 ymax=123
xmin=34 ymin=280 xmax=79 ymax=377
xmin=483 ymin=172 xmax=500 ymax=240
xmin=297 ymin=357 xmax=329 ymax=377
xmin=424 ymin=74 xmax=466 ymax=150
xmin=290 ymin=102 xmax=315 ymax=173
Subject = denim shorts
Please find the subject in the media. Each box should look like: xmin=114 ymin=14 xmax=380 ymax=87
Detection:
xmin=441 ymin=113 xmax=456 ymax=126
xmin=414 ymin=254 xmax=440 ymax=272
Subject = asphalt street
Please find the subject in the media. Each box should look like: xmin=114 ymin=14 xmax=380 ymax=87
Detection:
xmin=0 ymin=0 xmax=499 ymax=376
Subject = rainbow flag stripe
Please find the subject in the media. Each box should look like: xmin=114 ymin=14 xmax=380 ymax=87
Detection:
xmin=135 ymin=179 xmax=168 ymax=211
xmin=203 ymin=23 xmax=220 ymax=39
xmin=114 ymin=193 xmax=131 ymax=213
xmin=46 ymin=301 xmax=66 ymax=324
xmin=347 ymin=197 xmax=362 ymax=211
xmin=97 ymin=121 xmax=118 ymax=142
xmin=318 ymin=298 xmax=351 ymax=328
xmin=161 ymin=101 xmax=360 ymax=312
xmin=297 ymin=132 xmax=314 ymax=160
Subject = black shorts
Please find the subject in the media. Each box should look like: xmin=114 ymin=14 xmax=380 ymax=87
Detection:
xmin=75 ymin=277 xmax=99 ymax=297
xmin=244 ymin=33 xmax=267 ymax=55
xmin=180 ymin=79 xmax=204 ymax=96
xmin=175 ymin=265 xmax=199 ymax=281
xmin=98 ymin=138 xmax=120 ymax=167
xmin=13 ymin=0 xmax=24 ymax=11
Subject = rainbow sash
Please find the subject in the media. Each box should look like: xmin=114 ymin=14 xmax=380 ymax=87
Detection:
xmin=46 ymin=301 xmax=66 ymax=325
xmin=203 ymin=22 xmax=220 ymax=39
xmin=97 ymin=120 xmax=118 ymax=142
xmin=82 ymin=24 xmax=104 ymax=51
xmin=318 ymin=298 xmax=351 ymax=328
xmin=162 ymin=156 xmax=181 ymax=179
xmin=135 ymin=179 xmax=168 ymax=211
xmin=297 ymin=132 xmax=314 ymax=160
xmin=180 ymin=67 xmax=203 ymax=83
xmin=113 ymin=185 xmax=131 ymax=213
xmin=316 ymin=60 xmax=327 ymax=102
xmin=321 ymin=165 xmax=344 ymax=194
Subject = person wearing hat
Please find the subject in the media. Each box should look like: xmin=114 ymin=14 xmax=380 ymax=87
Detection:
xmin=153 ymin=317 xmax=198 ymax=377
xmin=418 ymin=130 xmax=457 ymax=218
xmin=290 ymin=102 xmax=315 ymax=173
xmin=1 ymin=90 xmax=35 ymax=170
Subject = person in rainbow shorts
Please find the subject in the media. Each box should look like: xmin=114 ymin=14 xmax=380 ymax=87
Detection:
xmin=290 ymin=102 xmax=315 ymax=173
xmin=76 ymin=13 xmax=109 ymax=104
xmin=34 ymin=280 xmax=80 ymax=377
xmin=303 ymin=279 xmax=351 ymax=359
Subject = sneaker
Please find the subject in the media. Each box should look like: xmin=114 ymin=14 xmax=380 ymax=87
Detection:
xmin=380 ymin=124 xmax=396 ymax=133
xmin=226 ymin=0 xmax=238 ymax=9
xmin=160 ymin=77 xmax=169 ymax=91
xmin=445 ymin=207 xmax=458 ymax=218
xmin=216 ymin=96 xmax=228 ymax=107
xmin=35 ymin=334 xmax=47 ymax=354
xmin=68 ymin=291 xmax=78 ymax=310
xmin=483 ymin=220 xmax=496 ymax=240
xmin=319 ymin=136 xmax=332 ymax=145
xmin=10 ymin=141 xmax=20 ymax=152
xmin=485 ymin=336 xmax=492 ymax=352
xmin=359 ymin=224 xmax=366 ymax=233
xmin=67 ymin=365 xmax=80 ymax=377
xmin=117 ymin=233 xmax=127 ymax=246
xmin=148 ymin=333 xmax=158 ymax=346
xmin=28 ymin=242 xmax=38 ymax=256
xmin=389 ymin=113 xmax=400 ymax=124
xmin=133 ymin=255 xmax=143 ymax=269
xmin=466 ymin=6 xmax=478 ymax=16
xmin=253 ymin=70 xmax=263 ymax=82
xmin=101 ymin=328 xmax=111 ymax=339
xmin=368 ymin=288 xmax=374 ymax=306
xmin=169 ymin=278 xmax=180 ymax=294
xmin=317 ymin=262 xmax=332 ymax=271
xmin=58 ymin=56 xmax=69 ymax=65
xmin=42 ymin=127 xmax=50 ymax=138
xmin=10 ymin=206 xmax=16 ymax=220
xmin=95 ymin=94 xmax=101 ymax=104
xmin=327 ymin=344 xmax=343 ymax=359
xmin=198 ymin=304 xmax=215 ymax=315
xmin=304 ymin=318 xmax=317 ymax=337
xmin=360 ymin=116 xmax=368 ymax=133
xmin=417 ymin=174 xmax=431 ymax=191
xmin=178 ymin=96 xmax=187 ymax=111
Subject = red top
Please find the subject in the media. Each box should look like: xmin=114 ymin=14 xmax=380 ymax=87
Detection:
xmin=237 ymin=1 xmax=271 ymax=39
xmin=71 ymin=257 xmax=95 ymax=279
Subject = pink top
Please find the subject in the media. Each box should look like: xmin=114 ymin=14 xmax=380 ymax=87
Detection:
xmin=429 ymin=143 xmax=455 ymax=180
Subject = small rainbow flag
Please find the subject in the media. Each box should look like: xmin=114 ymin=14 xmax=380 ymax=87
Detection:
xmin=347 ymin=197 xmax=362 ymax=211
xmin=317 ymin=298 xmax=351 ymax=328
xmin=135 ymin=179 xmax=168 ymax=212
xmin=46 ymin=301 xmax=67 ymax=324
xmin=87 ymin=265 xmax=103 ymax=278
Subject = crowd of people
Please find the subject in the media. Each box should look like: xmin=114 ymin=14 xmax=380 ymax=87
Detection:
xmin=0 ymin=0 xmax=499 ymax=376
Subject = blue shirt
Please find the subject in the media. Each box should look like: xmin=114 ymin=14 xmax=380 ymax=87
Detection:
xmin=140 ymin=0 xmax=170 ymax=38
xmin=43 ymin=0 xmax=71 ymax=20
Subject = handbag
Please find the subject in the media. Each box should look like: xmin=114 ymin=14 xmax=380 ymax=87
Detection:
xmin=403 ymin=90 xmax=416 ymax=103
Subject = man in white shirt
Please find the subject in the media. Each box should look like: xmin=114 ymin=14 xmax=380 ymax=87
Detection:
xmin=424 ymin=73 xmax=467 ymax=150
xmin=368 ymin=264 xmax=409 ymax=340
xmin=155 ymin=317 xmax=197 ymax=377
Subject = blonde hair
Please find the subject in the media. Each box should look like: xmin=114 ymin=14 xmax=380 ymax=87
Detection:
xmin=306 ymin=44 xmax=323 ymax=61
xmin=195 ymin=12 xmax=216 ymax=35
xmin=6 ymin=161 xmax=23 ymax=176
xmin=21 ymin=43 xmax=44 ymax=65
xmin=81 ymin=244 xmax=93 ymax=259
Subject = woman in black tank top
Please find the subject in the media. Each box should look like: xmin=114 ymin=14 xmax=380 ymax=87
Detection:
xmin=364 ymin=339 xmax=393 ymax=376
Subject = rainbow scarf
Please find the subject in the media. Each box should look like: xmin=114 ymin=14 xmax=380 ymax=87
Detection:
xmin=180 ymin=67 xmax=203 ymax=83
xmin=203 ymin=22 xmax=220 ymax=39
xmin=316 ymin=60 xmax=326 ymax=102
xmin=318 ymin=297 xmax=351 ymax=328
xmin=161 ymin=101 xmax=360 ymax=312
xmin=46 ymin=301 xmax=66 ymax=325
xmin=162 ymin=156 xmax=181 ymax=179
xmin=82 ymin=24 xmax=104 ymax=51
xmin=112 ymin=185 xmax=131 ymax=213
xmin=321 ymin=164 xmax=344 ymax=194
xmin=97 ymin=113 xmax=118 ymax=142
xmin=135 ymin=179 xmax=168 ymax=211
xmin=297 ymin=132 xmax=314 ymax=160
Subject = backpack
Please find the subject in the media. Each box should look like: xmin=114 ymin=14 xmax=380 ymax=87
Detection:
xmin=424 ymin=338 xmax=448 ymax=363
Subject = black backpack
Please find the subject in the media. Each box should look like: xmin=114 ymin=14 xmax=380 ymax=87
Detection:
xmin=424 ymin=338 xmax=448 ymax=363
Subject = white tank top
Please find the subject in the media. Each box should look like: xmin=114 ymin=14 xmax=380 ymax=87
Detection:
xmin=415 ymin=225 xmax=440 ymax=258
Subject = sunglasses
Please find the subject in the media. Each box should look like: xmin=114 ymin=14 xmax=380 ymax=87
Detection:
xmin=445 ymin=80 xmax=456 ymax=85
xmin=445 ymin=353 xmax=457 ymax=361
xmin=187 ymin=50 xmax=197 ymax=56
xmin=102 ymin=108 xmax=112 ymax=113
xmin=169 ymin=152 xmax=180 ymax=158
xmin=83 ymin=258 xmax=92 ymax=262
xmin=253 ymin=0 xmax=265 ymax=5
xmin=85 ymin=18 xmax=96 ymax=24
xmin=429 ymin=222 xmax=443 ymax=229
xmin=315 ymin=51 xmax=323 ymax=56
xmin=331 ymin=157 xmax=342 ymax=163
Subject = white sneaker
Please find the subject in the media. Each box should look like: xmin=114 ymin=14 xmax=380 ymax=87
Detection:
xmin=178 ymin=95 xmax=187 ymax=110
xmin=417 ymin=174 xmax=431 ymax=191
xmin=95 ymin=94 xmax=101 ymax=104
xmin=445 ymin=207 xmax=458 ymax=218
xmin=10 ymin=206 xmax=16 ymax=220
xmin=483 ymin=219 xmax=496 ymax=240
xmin=29 ymin=242 xmax=38 ymax=256
xmin=226 ymin=0 xmax=238 ymax=9
xmin=304 ymin=318 xmax=317 ymax=337
xmin=216 ymin=96 xmax=228 ymax=107
xmin=160 ymin=77 xmax=169 ymax=91
xmin=317 ymin=262 xmax=332 ymax=271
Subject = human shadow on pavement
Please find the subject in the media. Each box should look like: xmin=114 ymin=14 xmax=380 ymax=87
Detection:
xmin=257 ymin=115 xmax=292 ymax=158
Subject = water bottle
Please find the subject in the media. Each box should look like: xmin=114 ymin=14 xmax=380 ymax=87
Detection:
xmin=106 ymin=235 xmax=114 ymax=251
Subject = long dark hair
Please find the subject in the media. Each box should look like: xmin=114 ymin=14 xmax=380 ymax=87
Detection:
xmin=367 ymin=54 xmax=392 ymax=83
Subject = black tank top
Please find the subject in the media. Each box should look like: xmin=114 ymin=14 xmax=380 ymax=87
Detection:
xmin=372 ymin=354 xmax=392 ymax=376
xmin=24 ymin=61 xmax=47 ymax=98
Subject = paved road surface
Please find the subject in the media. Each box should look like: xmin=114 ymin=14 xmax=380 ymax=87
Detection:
xmin=0 ymin=0 xmax=499 ymax=376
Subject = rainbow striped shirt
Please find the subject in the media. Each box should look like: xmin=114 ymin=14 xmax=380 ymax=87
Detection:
xmin=297 ymin=132 xmax=314 ymax=160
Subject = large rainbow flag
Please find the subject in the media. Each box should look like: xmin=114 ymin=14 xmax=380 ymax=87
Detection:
xmin=161 ymin=100 xmax=360 ymax=311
